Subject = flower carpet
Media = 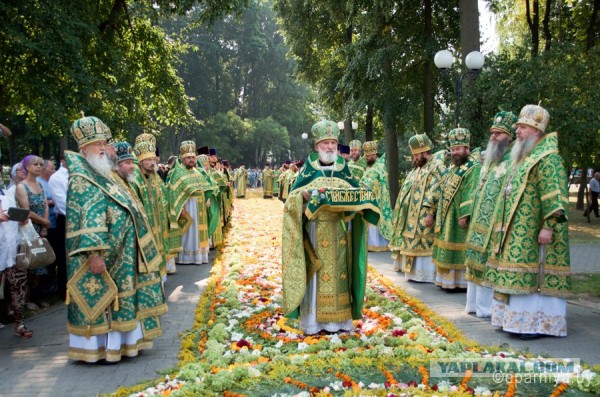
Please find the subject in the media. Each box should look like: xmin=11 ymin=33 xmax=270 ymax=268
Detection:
xmin=117 ymin=189 xmax=599 ymax=397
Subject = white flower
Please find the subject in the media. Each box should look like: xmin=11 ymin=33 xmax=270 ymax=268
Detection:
xmin=297 ymin=342 xmax=308 ymax=350
xmin=555 ymin=372 xmax=571 ymax=384
xmin=329 ymin=334 xmax=342 ymax=345
xmin=248 ymin=367 xmax=261 ymax=377
xmin=231 ymin=332 xmax=243 ymax=341
xmin=580 ymin=369 xmax=595 ymax=382
xmin=474 ymin=386 xmax=491 ymax=396
xmin=367 ymin=382 xmax=380 ymax=389
xmin=275 ymin=340 xmax=284 ymax=349
xmin=436 ymin=380 xmax=452 ymax=392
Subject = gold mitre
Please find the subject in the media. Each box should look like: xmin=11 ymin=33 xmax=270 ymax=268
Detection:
xmin=134 ymin=132 xmax=157 ymax=161
xmin=363 ymin=140 xmax=378 ymax=156
xmin=349 ymin=139 xmax=362 ymax=150
xmin=135 ymin=132 xmax=156 ymax=146
xmin=408 ymin=133 xmax=432 ymax=154
xmin=180 ymin=140 xmax=196 ymax=158
xmin=517 ymin=104 xmax=550 ymax=132
xmin=70 ymin=115 xmax=109 ymax=149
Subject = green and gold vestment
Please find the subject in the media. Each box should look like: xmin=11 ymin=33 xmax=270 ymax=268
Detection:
xmin=167 ymin=162 xmax=219 ymax=251
xmin=431 ymin=156 xmax=481 ymax=272
xmin=486 ymin=133 xmax=571 ymax=297
xmin=261 ymin=169 xmax=274 ymax=198
xmin=273 ymin=169 xmax=281 ymax=196
xmin=130 ymin=166 xmax=175 ymax=277
xmin=278 ymin=169 xmax=291 ymax=201
xmin=389 ymin=155 xmax=446 ymax=270
xmin=234 ymin=168 xmax=248 ymax=198
xmin=65 ymin=152 xmax=167 ymax=351
xmin=464 ymin=146 xmax=512 ymax=285
xmin=348 ymin=156 xmax=366 ymax=183
xmin=360 ymin=154 xmax=393 ymax=241
xmin=282 ymin=153 xmax=379 ymax=323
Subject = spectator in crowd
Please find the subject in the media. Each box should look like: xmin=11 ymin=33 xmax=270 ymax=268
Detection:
xmin=584 ymin=171 xmax=600 ymax=218
xmin=48 ymin=155 xmax=68 ymax=300
xmin=37 ymin=159 xmax=58 ymax=296
xmin=1 ymin=167 xmax=33 ymax=338
xmin=15 ymin=155 xmax=51 ymax=309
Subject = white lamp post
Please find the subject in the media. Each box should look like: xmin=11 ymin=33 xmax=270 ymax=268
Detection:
xmin=301 ymin=132 xmax=309 ymax=157
xmin=434 ymin=50 xmax=485 ymax=124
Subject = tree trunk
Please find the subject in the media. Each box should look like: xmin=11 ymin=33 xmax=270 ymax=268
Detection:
xmin=383 ymin=117 xmax=399 ymax=208
xmin=459 ymin=0 xmax=480 ymax=127
xmin=526 ymin=0 xmax=540 ymax=56
xmin=344 ymin=120 xmax=354 ymax=143
xmin=577 ymin=168 xmax=588 ymax=210
xmin=459 ymin=0 xmax=480 ymax=62
xmin=543 ymin=0 xmax=552 ymax=52
xmin=423 ymin=0 xmax=434 ymax=133
xmin=587 ymin=0 xmax=600 ymax=51
xmin=365 ymin=105 xmax=374 ymax=142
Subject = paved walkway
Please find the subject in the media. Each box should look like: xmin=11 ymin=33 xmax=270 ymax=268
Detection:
xmin=1 ymin=247 xmax=599 ymax=396
xmin=0 ymin=261 xmax=211 ymax=396
xmin=368 ymin=251 xmax=600 ymax=366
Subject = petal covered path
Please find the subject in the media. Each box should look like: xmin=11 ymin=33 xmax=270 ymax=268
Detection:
xmin=118 ymin=190 xmax=598 ymax=397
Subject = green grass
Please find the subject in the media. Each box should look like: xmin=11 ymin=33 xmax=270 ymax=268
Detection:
xmin=568 ymin=193 xmax=600 ymax=244
xmin=571 ymin=273 xmax=600 ymax=298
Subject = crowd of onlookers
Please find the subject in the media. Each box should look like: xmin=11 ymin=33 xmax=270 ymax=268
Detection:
xmin=1 ymin=153 xmax=69 ymax=338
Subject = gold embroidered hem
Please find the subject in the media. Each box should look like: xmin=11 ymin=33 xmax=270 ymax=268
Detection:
xmin=368 ymin=245 xmax=390 ymax=252
xmin=435 ymin=269 xmax=466 ymax=289
xmin=68 ymin=340 xmax=154 ymax=363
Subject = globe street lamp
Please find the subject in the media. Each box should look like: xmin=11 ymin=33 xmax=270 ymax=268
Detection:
xmin=301 ymin=132 xmax=309 ymax=157
xmin=434 ymin=50 xmax=485 ymax=125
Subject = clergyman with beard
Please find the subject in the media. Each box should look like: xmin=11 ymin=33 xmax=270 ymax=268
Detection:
xmin=429 ymin=128 xmax=481 ymax=290
xmin=131 ymin=132 xmax=178 ymax=277
xmin=65 ymin=116 xmax=167 ymax=362
xmin=168 ymin=141 xmax=218 ymax=265
xmin=281 ymin=120 xmax=377 ymax=335
xmin=389 ymin=133 xmax=446 ymax=283
xmin=463 ymin=111 xmax=517 ymax=318
xmin=348 ymin=139 xmax=366 ymax=182
xmin=113 ymin=141 xmax=137 ymax=183
xmin=361 ymin=141 xmax=390 ymax=251
xmin=486 ymin=104 xmax=571 ymax=340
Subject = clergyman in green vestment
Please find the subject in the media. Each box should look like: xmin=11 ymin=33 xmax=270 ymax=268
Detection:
xmin=348 ymin=139 xmax=366 ymax=183
xmin=486 ymin=104 xmax=571 ymax=339
xmin=261 ymin=165 xmax=274 ymax=198
xmin=169 ymin=142 xmax=218 ymax=265
xmin=430 ymin=128 xmax=481 ymax=290
xmin=234 ymin=165 xmax=248 ymax=198
xmin=389 ymin=134 xmax=446 ymax=283
xmin=361 ymin=141 xmax=390 ymax=252
xmin=131 ymin=132 xmax=178 ymax=278
xmin=463 ymin=111 xmax=517 ymax=318
xmin=66 ymin=117 xmax=167 ymax=363
xmin=282 ymin=120 xmax=380 ymax=335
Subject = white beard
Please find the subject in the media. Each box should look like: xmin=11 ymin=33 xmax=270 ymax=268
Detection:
xmin=510 ymin=135 xmax=538 ymax=164
xmin=126 ymin=173 xmax=136 ymax=183
xmin=86 ymin=153 xmax=113 ymax=179
xmin=483 ymin=138 xmax=510 ymax=169
xmin=318 ymin=149 xmax=338 ymax=164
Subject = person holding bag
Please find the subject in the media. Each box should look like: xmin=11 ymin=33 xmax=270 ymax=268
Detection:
xmin=15 ymin=155 xmax=52 ymax=309
xmin=1 ymin=176 xmax=33 ymax=338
